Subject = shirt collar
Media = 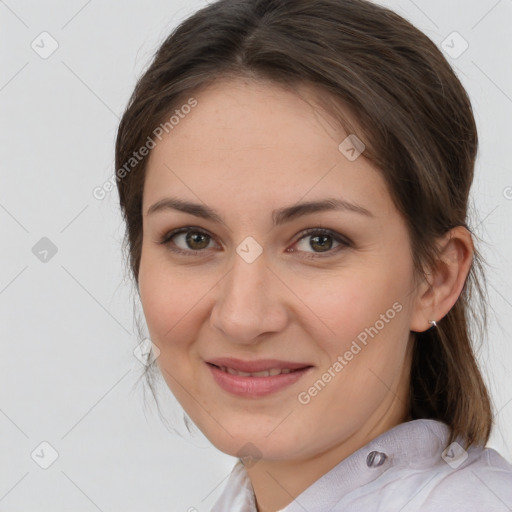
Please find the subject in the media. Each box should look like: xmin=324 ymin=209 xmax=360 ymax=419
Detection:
xmin=212 ymin=419 xmax=452 ymax=511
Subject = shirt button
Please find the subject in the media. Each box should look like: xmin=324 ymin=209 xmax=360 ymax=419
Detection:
xmin=366 ymin=450 xmax=387 ymax=468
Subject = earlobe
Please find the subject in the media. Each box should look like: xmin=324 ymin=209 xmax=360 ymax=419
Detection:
xmin=409 ymin=226 xmax=474 ymax=333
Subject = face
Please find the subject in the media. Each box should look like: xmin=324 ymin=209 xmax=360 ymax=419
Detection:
xmin=138 ymin=77 xmax=423 ymax=462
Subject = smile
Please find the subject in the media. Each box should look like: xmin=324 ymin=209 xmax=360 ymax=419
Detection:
xmin=205 ymin=360 xmax=313 ymax=398
xmin=215 ymin=365 xmax=298 ymax=377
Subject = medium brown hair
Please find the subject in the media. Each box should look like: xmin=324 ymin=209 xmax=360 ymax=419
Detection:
xmin=115 ymin=0 xmax=493 ymax=448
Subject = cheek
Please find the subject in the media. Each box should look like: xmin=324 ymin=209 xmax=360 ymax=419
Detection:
xmin=138 ymin=254 xmax=204 ymax=398
xmin=138 ymin=250 xmax=196 ymax=345
xmin=290 ymin=264 xmax=410 ymax=350
xmin=138 ymin=248 xmax=221 ymax=370
xmin=309 ymin=265 xmax=413 ymax=399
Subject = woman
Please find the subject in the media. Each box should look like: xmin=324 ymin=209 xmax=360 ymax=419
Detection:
xmin=115 ymin=0 xmax=512 ymax=510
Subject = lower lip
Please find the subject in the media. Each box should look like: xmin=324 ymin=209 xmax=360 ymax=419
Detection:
xmin=206 ymin=363 xmax=313 ymax=398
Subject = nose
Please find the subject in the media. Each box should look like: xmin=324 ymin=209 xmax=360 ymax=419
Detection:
xmin=210 ymin=252 xmax=289 ymax=344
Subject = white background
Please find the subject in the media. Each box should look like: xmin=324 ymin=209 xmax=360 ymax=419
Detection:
xmin=1 ymin=0 xmax=511 ymax=510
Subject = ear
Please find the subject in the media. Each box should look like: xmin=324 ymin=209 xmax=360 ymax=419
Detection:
xmin=409 ymin=226 xmax=474 ymax=333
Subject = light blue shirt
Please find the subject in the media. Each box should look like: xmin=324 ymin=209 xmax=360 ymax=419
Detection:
xmin=211 ymin=419 xmax=512 ymax=511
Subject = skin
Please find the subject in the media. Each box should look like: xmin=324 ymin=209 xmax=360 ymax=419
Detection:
xmin=138 ymin=77 xmax=474 ymax=512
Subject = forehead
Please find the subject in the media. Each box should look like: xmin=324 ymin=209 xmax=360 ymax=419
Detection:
xmin=143 ymin=78 xmax=394 ymax=220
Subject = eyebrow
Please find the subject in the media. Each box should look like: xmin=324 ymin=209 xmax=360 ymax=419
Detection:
xmin=146 ymin=196 xmax=374 ymax=225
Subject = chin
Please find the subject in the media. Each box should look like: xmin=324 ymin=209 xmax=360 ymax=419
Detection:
xmin=198 ymin=422 xmax=302 ymax=462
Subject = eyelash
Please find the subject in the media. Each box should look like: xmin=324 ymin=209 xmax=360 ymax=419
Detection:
xmin=158 ymin=226 xmax=352 ymax=259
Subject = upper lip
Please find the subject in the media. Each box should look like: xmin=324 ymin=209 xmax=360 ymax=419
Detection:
xmin=206 ymin=357 xmax=312 ymax=373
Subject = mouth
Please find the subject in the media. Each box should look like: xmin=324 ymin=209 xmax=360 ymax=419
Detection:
xmin=205 ymin=358 xmax=314 ymax=398
xmin=210 ymin=365 xmax=302 ymax=377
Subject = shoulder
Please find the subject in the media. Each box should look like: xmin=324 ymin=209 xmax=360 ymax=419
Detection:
xmin=417 ymin=445 xmax=512 ymax=511
xmin=344 ymin=420 xmax=512 ymax=512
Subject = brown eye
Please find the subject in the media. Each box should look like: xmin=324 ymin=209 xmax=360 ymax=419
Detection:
xmin=291 ymin=228 xmax=351 ymax=258
xmin=160 ymin=227 xmax=217 ymax=255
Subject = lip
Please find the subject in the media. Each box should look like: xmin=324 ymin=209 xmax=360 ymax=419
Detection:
xmin=205 ymin=358 xmax=313 ymax=398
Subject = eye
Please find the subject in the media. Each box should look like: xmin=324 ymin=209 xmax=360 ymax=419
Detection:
xmin=158 ymin=226 xmax=351 ymax=258
xmin=159 ymin=227 xmax=218 ymax=256
xmin=290 ymin=228 xmax=351 ymax=258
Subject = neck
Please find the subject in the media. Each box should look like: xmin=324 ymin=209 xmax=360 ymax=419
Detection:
xmin=245 ymin=350 xmax=414 ymax=512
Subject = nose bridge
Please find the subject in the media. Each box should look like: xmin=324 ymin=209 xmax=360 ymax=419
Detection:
xmin=211 ymin=251 xmax=287 ymax=343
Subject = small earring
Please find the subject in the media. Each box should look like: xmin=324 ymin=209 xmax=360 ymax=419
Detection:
xmin=429 ymin=320 xmax=437 ymax=328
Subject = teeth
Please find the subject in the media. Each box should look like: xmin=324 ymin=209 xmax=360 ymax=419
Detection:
xmin=218 ymin=366 xmax=297 ymax=377
xmin=252 ymin=370 xmax=270 ymax=377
